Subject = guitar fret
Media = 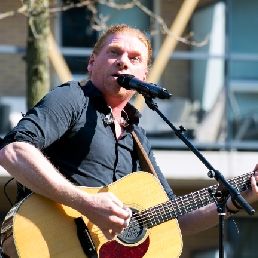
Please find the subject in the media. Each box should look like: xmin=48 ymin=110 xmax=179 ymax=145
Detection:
xmin=182 ymin=196 xmax=190 ymax=213
xmin=157 ymin=203 xmax=167 ymax=223
xmin=164 ymin=202 xmax=174 ymax=221
xmin=190 ymin=192 xmax=197 ymax=210
xmin=174 ymin=198 xmax=183 ymax=216
xmin=152 ymin=206 xmax=161 ymax=225
xmin=172 ymin=201 xmax=179 ymax=217
xmin=136 ymin=212 xmax=147 ymax=229
xmin=197 ymin=191 xmax=203 ymax=207
xmin=147 ymin=207 xmax=156 ymax=227
xmin=175 ymin=198 xmax=181 ymax=216
xmin=142 ymin=209 xmax=152 ymax=228
xmin=232 ymin=178 xmax=240 ymax=192
xmin=159 ymin=204 xmax=166 ymax=222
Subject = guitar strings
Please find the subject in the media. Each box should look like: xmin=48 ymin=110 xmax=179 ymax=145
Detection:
xmin=124 ymin=172 xmax=252 ymax=230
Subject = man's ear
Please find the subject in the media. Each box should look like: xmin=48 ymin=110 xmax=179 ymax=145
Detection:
xmin=87 ymin=54 xmax=95 ymax=72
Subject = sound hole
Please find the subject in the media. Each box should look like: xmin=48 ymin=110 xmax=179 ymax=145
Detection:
xmin=117 ymin=207 xmax=148 ymax=244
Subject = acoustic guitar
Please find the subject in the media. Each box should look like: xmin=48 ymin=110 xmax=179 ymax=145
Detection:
xmin=12 ymin=171 xmax=253 ymax=258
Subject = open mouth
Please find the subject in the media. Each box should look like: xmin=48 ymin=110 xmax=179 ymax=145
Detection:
xmin=112 ymin=73 xmax=129 ymax=79
xmin=112 ymin=74 xmax=119 ymax=79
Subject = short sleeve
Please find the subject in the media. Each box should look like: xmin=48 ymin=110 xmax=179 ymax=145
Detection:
xmin=0 ymin=81 xmax=87 ymax=150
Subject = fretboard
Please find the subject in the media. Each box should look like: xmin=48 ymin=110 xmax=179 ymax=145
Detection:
xmin=137 ymin=171 xmax=253 ymax=228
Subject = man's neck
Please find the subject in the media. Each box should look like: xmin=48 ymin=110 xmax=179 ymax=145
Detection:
xmin=105 ymin=97 xmax=130 ymax=121
xmin=110 ymin=104 xmax=126 ymax=121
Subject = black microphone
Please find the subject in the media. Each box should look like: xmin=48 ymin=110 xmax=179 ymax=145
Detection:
xmin=117 ymin=74 xmax=172 ymax=99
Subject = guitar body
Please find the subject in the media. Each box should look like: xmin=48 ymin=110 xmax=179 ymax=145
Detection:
xmin=13 ymin=172 xmax=182 ymax=258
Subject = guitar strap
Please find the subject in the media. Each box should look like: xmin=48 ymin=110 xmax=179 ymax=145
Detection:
xmin=132 ymin=131 xmax=158 ymax=179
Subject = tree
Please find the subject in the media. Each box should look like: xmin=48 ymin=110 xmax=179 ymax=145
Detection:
xmin=0 ymin=0 xmax=206 ymax=110
xmin=25 ymin=0 xmax=50 ymax=110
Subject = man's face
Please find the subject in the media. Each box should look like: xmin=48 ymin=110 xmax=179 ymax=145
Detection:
xmin=87 ymin=33 xmax=149 ymax=102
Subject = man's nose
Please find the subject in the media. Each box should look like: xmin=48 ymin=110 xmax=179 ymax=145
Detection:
xmin=116 ymin=55 xmax=129 ymax=69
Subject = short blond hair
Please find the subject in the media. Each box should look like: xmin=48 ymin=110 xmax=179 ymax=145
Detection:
xmin=93 ymin=24 xmax=152 ymax=68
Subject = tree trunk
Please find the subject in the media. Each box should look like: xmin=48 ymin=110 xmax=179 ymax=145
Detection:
xmin=26 ymin=0 xmax=50 ymax=110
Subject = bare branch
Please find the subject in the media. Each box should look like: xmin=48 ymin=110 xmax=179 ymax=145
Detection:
xmin=0 ymin=0 xmax=208 ymax=46
xmin=0 ymin=4 xmax=27 ymax=19
xmin=133 ymin=0 xmax=209 ymax=47
xmin=49 ymin=0 xmax=93 ymax=13
xmin=98 ymin=0 xmax=135 ymax=9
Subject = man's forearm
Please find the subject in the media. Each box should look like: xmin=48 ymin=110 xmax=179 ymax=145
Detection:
xmin=178 ymin=183 xmax=257 ymax=236
xmin=178 ymin=203 xmax=219 ymax=235
xmin=0 ymin=141 xmax=86 ymax=210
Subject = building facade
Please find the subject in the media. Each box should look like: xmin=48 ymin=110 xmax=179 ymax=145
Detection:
xmin=1 ymin=0 xmax=258 ymax=257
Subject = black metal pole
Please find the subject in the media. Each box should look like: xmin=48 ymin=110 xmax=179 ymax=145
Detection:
xmin=143 ymin=96 xmax=254 ymax=258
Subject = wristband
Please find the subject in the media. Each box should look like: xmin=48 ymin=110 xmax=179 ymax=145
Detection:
xmin=231 ymin=198 xmax=243 ymax=210
xmin=225 ymin=202 xmax=239 ymax=215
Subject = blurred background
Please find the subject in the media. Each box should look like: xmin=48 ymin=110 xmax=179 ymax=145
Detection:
xmin=1 ymin=0 xmax=258 ymax=257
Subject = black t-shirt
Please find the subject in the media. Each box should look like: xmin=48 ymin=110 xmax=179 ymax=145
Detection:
xmin=1 ymin=80 xmax=175 ymax=200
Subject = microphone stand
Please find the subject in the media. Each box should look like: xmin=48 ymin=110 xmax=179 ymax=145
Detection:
xmin=143 ymin=96 xmax=255 ymax=258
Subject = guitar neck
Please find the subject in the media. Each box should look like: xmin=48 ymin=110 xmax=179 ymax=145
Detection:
xmin=140 ymin=171 xmax=253 ymax=228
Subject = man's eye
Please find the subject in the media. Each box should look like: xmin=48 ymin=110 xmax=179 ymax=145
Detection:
xmin=131 ymin=56 xmax=140 ymax=61
xmin=111 ymin=50 xmax=117 ymax=54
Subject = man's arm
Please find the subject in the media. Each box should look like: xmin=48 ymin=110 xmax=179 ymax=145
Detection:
xmin=178 ymin=171 xmax=258 ymax=235
xmin=0 ymin=141 xmax=131 ymax=239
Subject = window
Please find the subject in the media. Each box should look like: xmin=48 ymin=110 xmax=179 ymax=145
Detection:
xmin=226 ymin=217 xmax=258 ymax=258
xmin=192 ymin=249 xmax=224 ymax=258
xmin=61 ymin=1 xmax=97 ymax=48
xmin=228 ymin=0 xmax=258 ymax=143
xmin=59 ymin=0 xmax=154 ymax=81
xmin=143 ymin=0 xmax=258 ymax=150
xmin=190 ymin=0 xmax=258 ymax=147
